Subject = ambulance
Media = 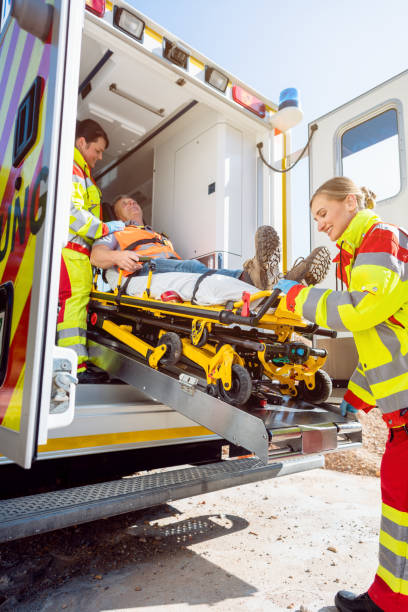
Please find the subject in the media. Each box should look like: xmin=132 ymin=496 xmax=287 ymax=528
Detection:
xmin=0 ymin=0 xmax=364 ymax=541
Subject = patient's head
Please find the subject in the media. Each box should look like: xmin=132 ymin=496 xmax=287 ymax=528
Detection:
xmin=113 ymin=195 xmax=144 ymax=224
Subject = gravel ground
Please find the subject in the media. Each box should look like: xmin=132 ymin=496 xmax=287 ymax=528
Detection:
xmin=0 ymin=410 xmax=386 ymax=611
xmin=325 ymin=408 xmax=388 ymax=477
xmin=0 ymin=469 xmax=381 ymax=612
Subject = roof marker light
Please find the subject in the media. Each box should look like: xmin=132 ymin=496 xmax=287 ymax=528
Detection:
xmin=270 ymin=88 xmax=303 ymax=132
xmin=113 ymin=7 xmax=145 ymax=41
xmin=163 ymin=38 xmax=189 ymax=70
xmin=205 ymin=66 xmax=228 ymax=93
xmin=85 ymin=0 xmax=105 ymax=17
xmin=232 ymin=86 xmax=266 ymax=118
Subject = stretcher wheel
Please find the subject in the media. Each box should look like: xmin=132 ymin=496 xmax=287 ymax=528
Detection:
xmin=298 ymin=369 xmax=332 ymax=404
xmin=159 ymin=333 xmax=182 ymax=366
xmin=219 ymin=365 xmax=252 ymax=406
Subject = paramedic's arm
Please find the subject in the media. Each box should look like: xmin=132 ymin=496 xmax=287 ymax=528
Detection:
xmin=285 ymin=235 xmax=406 ymax=332
xmin=91 ymin=244 xmax=142 ymax=273
xmin=71 ymin=173 xmax=108 ymax=240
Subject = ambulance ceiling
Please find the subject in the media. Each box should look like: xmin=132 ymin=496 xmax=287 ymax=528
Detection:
xmin=77 ymin=33 xmax=193 ymax=174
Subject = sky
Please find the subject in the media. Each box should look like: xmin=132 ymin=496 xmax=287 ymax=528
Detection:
xmin=127 ymin=0 xmax=408 ymax=257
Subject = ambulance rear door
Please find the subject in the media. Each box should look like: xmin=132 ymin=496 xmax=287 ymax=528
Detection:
xmin=0 ymin=0 xmax=83 ymax=467
xmin=309 ymin=69 xmax=408 ymax=289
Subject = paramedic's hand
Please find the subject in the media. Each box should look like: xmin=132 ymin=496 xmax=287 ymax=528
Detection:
xmin=274 ymin=278 xmax=300 ymax=294
xmin=113 ymin=251 xmax=142 ymax=273
xmin=340 ymin=399 xmax=358 ymax=418
xmin=105 ymin=221 xmax=125 ymax=234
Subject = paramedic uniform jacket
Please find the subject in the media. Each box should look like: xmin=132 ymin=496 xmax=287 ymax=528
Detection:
xmin=57 ymin=148 xmax=107 ymax=372
xmin=68 ymin=147 xmax=107 ymax=253
xmin=285 ymin=209 xmax=408 ymax=426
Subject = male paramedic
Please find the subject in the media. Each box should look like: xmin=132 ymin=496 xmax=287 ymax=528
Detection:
xmin=90 ymin=195 xmax=330 ymax=293
xmin=57 ymin=120 xmax=124 ymax=384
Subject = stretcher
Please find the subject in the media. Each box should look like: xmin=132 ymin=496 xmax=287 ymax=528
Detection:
xmin=88 ymin=261 xmax=336 ymax=407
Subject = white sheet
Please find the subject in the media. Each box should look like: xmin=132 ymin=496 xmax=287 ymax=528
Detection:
xmin=105 ymin=269 xmax=262 ymax=306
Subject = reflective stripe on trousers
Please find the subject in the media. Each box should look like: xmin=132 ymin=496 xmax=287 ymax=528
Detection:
xmin=368 ymin=426 xmax=408 ymax=611
xmin=57 ymin=248 xmax=93 ymax=372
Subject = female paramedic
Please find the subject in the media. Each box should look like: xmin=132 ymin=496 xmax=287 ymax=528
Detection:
xmin=275 ymin=176 xmax=408 ymax=612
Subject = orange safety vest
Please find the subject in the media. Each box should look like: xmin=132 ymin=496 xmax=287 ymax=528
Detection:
xmin=115 ymin=224 xmax=181 ymax=275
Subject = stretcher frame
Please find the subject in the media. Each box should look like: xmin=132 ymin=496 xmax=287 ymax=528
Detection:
xmin=89 ymin=264 xmax=336 ymax=406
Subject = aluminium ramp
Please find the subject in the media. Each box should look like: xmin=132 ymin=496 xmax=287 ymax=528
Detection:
xmin=88 ymin=337 xmax=270 ymax=464
xmin=88 ymin=337 xmax=359 ymax=466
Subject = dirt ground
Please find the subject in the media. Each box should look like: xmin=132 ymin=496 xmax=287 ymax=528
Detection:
xmin=325 ymin=408 xmax=388 ymax=477
xmin=0 ymin=410 xmax=387 ymax=612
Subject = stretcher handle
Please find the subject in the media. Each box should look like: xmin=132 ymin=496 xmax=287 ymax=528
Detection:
xmin=250 ymin=287 xmax=281 ymax=325
xmin=218 ymin=287 xmax=281 ymax=326
xmin=293 ymin=324 xmax=337 ymax=338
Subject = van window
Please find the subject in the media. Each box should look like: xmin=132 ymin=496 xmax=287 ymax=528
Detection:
xmin=341 ymin=108 xmax=400 ymax=202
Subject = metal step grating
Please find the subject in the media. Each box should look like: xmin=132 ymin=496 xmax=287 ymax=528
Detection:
xmin=1 ymin=458 xmax=264 ymax=521
xmin=0 ymin=455 xmax=323 ymax=542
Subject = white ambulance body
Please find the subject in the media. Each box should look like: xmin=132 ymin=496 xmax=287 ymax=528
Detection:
xmin=309 ymin=75 xmax=408 ymax=379
xmin=0 ymin=0 xmax=362 ymax=541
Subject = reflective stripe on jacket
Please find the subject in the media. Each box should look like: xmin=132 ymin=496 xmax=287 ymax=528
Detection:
xmin=67 ymin=148 xmax=107 ymax=251
xmin=115 ymin=224 xmax=180 ymax=275
xmin=286 ymin=209 xmax=408 ymax=423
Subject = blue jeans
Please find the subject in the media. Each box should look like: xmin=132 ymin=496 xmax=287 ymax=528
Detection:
xmin=139 ymin=258 xmax=242 ymax=279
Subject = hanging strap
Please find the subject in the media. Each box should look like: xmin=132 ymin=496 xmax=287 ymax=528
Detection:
xmin=191 ymin=269 xmax=218 ymax=305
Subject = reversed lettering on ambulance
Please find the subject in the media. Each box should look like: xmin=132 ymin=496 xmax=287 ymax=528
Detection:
xmin=0 ymin=14 xmax=52 ymax=435
xmin=0 ymin=166 xmax=49 ymax=263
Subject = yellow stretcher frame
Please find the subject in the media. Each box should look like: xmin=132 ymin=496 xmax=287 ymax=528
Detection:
xmin=89 ymin=267 xmax=330 ymax=404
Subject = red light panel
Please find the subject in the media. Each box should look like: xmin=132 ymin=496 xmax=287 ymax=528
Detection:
xmin=85 ymin=0 xmax=105 ymax=17
xmin=232 ymin=86 xmax=266 ymax=118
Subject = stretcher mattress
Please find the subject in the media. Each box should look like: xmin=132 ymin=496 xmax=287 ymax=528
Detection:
xmin=105 ymin=269 xmax=262 ymax=306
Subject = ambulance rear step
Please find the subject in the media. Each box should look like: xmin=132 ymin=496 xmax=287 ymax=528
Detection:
xmin=88 ymin=336 xmax=362 ymax=465
xmin=0 ymin=454 xmax=324 ymax=543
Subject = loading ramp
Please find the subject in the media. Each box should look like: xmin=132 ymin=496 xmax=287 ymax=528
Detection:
xmin=88 ymin=335 xmax=362 ymax=465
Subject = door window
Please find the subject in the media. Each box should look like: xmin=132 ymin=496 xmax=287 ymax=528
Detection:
xmin=341 ymin=108 xmax=400 ymax=202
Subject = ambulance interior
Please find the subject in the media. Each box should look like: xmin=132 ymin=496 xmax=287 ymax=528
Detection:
xmin=76 ymin=22 xmax=278 ymax=270
xmin=45 ymin=13 xmax=288 ymax=470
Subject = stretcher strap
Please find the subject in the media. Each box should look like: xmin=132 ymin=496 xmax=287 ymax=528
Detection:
xmin=125 ymin=237 xmax=165 ymax=250
xmin=191 ymin=270 xmax=218 ymax=305
xmin=117 ymin=270 xmax=138 ymax=301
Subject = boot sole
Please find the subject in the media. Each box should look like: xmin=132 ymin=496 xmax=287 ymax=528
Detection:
xmin=286 ymin=246 xmax=331 ymax=285
xmin=255 ymin=226 xmax=281 ymax=265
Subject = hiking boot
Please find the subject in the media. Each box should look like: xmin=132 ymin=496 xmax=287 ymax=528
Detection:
xmin=334 ymin=591 xmax=384 ymax=612
xmin=242 ymin=226 xmax=281 ymax=290
xmin=285 ymin=246 xmax=331 ymax=285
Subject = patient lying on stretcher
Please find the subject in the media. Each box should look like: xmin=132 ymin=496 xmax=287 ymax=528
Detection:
xmin=90 ymin=195 xmax=330 ymax=304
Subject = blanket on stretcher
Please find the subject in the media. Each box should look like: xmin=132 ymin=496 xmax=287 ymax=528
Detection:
xmin=104 ymin=269 xmax=262 ymax=306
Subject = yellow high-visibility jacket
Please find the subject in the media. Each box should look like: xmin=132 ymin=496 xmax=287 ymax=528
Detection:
xmin=286 ymin=209 xmax=408 ymax=426
xmin=67 ymin=147 xmax=107 ymax=253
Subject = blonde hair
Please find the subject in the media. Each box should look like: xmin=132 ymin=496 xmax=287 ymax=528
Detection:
xmin=310 ymin=177 xmax=376 ymax=210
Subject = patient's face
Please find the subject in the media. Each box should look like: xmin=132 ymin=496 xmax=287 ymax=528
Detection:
xmin=114 ymin=198 xmax=144 ymax=224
